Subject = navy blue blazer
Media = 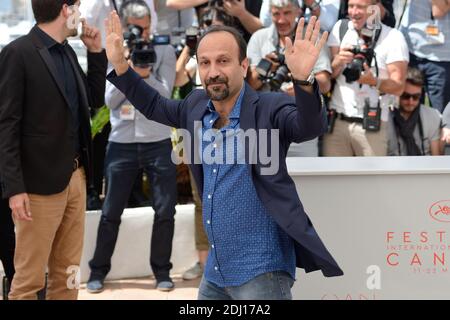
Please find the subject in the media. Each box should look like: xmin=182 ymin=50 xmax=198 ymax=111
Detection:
xmin=108 ymin=68 xmax=344 ymax=277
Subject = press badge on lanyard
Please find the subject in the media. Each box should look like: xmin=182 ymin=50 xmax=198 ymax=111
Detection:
xmin=120 ymin=104 xmax=136 ymax=120
xmin=425 ymin=22 xmax=445 ymax=45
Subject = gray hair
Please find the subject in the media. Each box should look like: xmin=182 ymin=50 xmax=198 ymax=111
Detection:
xmin=120 ymin=0 xmax=151 ymax=25
xmin=269 ymin=0 xmax=301 ymax=9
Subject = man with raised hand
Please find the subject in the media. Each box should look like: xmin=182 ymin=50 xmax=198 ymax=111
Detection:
xmin=105 ymin=11 xmax=342 ymax=300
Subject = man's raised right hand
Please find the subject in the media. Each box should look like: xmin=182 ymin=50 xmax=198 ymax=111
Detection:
xmin=105 ymin=11 xmax=129 ymax=76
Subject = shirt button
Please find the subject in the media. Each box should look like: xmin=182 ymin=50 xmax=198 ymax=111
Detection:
xmin=213 ymin=169 xmax=217 ymax=173
xmin=209 ymin=120 xmax=214 ymax=124
xmin=207 ymin=220 xmax=211 ymax=224
xmin=211 ymin=244 xmax=215 ymax=249
xmin=214 ymin=266 xmax=218 ymax=271
xmin=213 ymin=144 xmax=217 ymax=148
xmin=207 ymin=194 xmax=212 ymax=199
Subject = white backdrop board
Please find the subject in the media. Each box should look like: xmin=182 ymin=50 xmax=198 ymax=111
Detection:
xmin=288 ymin=157 xmax=450 ymax=300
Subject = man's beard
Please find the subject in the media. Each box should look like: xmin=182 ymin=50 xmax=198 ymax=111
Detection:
xmin=205 ymin=76 xmax=230 ymax=101
xmin=69 ymin=27 xmax=78 ymax=37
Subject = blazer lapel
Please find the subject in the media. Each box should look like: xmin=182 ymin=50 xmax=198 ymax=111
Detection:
xmin=239 ymin=82 xmax=260 ymax=164
xmin=186 ymin=95 xmax=209 ymax=196
xmin=30 ymin=27 xmax=71 ymax=108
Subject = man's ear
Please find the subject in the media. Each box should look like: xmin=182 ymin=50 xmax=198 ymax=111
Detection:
xmin=241 ymin=57 xmax=249 ymax=78
xmin=61 ymin=4 xmax=70 ymax=19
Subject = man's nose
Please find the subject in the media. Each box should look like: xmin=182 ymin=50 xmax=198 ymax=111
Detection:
xmin=207 ymin=63 xmax=221 ymax=79
xmin=277 ymin=15 xmax=287 ymax=24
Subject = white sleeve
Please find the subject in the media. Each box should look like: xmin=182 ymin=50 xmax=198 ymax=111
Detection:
xmin=327 ymin=19 xmax=342 ymax=48
xmin=247 ymin=33 xmax=263 ymax=67
xmin=385 ymin=30 xmax=410 ymax=65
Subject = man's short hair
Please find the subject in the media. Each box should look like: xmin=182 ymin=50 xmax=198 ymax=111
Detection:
xmin=31 ymin=0 xmax=76 ymax=24
xmin=196 ymin=25 xmax=247 ymax=63
xmin=406 ymin=67 xmax=425 ymax=87
xmin=269 ymin=0 xmax=300 ymax=8
xmin=120 ymin=0 xmax=152 ymax=25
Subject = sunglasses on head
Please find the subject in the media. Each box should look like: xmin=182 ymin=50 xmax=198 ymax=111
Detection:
xmin=400 ymin=92 xmax=421 ymax=101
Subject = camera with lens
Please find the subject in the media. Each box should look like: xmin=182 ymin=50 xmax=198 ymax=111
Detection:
xmin=342 ymin=27 xmax=378 ymax=83
xmin=255 ymin=51 xmax=291 ymax=91
xmin=185 ymin=26 xmax=201 ymax=56
xmin=124 ymin=24 xmax=156 ymax=68
xmin=166 ymin=26 xmax=202 ymax=58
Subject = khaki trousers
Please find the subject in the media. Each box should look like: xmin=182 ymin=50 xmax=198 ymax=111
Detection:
xmin=323 ymin=117 xmax=388 ymax=156
xmin=9 ymin=168 xmax=86 ymax=300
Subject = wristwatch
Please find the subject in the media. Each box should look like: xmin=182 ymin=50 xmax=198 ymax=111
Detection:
xmin=292 ymin=73 xmax=315 ymax=86
xmin=308 ymin=1 xmax=320 ymax=12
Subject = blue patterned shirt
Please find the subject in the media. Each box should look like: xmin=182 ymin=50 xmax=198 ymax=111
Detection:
xmin=200 ymin=86 xmax=296 ymax=288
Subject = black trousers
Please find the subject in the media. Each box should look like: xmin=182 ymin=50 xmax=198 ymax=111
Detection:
xmin=89 ymin=140 xmax=177 ymax=282
xmin=0 ymin=189 xmax=15 ymax=281
xmin=92 ymin=122 xmax=111 ymax=195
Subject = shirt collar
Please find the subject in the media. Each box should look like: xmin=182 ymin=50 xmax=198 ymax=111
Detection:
xmin=207 ymin=85 xmax=246 ymax=120
xmin=35 ymin=25 xmax=68 ymax=49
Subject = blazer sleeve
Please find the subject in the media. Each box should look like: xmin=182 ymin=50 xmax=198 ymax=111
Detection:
xmin=272 ymin=83 xmax=327 ymax=144
xmin=0 ymin=45 xmax=27 ymax=198
xmin=86 ymin=50 xmax=108 ymax=110
xmin=107 ymin=67 xmax=184 ymax=128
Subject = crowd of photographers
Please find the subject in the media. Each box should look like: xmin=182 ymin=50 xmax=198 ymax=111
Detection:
xmin=1 ymin=0 xmax=450 ymax=299
xmin=85 ymin=0 xmax=450 ymax=161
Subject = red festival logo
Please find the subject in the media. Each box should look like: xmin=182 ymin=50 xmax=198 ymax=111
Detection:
xmin=429 ymin=201 xmax=450 ymax=223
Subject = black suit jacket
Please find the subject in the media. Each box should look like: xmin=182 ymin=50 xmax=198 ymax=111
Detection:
xmin=0 ymin=26 xmax=107 ymax=199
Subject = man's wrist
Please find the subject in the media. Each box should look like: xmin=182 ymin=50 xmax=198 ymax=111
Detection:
xmin=88 ymin=48 xmax=104 ymax=54
xmin=115 ymin=61 xmax=130 ymax=76
xmin=292 ymin=73 xmax=315 ymax=86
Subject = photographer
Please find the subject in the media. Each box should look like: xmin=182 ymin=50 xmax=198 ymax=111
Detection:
xmin=175 ymin=6 xmax=235 ymax=88
xmin=338 ymin=0 xmax=396 ymax=28
xmin=260 ymin=0 xmax=341 ymax=32
xmin=387 ymin=67 xmax=442 ymax=156
xmin=80 ymin=0 xmax=158 ymax=47
xmin=247 ymin=0 xmax=332 ymax=156
xmin=86 ymin=0 xmax=178 ymax=293
xmin=400 ymin=0 xmax=450 ymax=113
xmin=80 ymin=2 xmax=160 ymax=210
xmin=167 ymin=0 xmax=264 ymax=41
xmin=323 ymin=0 xmax=408 ymax=157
